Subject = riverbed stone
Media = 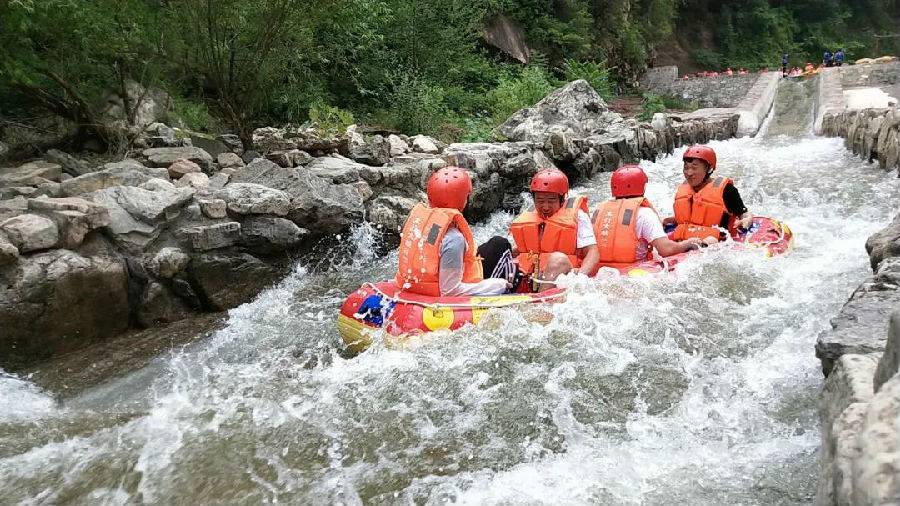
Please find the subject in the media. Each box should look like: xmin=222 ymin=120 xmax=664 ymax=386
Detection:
xmin=147 ymin=247 xmax=190 ymax=278
xmin=140 ymin=178 xmax=176 ymax=192
xmin=175 ymin=172 xmax=209 ymax=189
xmin=266 ymin=149 xmax=312 ymax=168
xmin=44 ymin=149 xmax=91 ymax=177
xmin=366 ymin=195 xmax=419 ymax=233
xmin=61 ymin=159 xmax=168 ymax=196
xmin=28 ymin=196 xmax=111 ymax=248
xmin=0 ymin=250 xmax=129 ymax=369
xmin=215 ymin=183 xmax=290 ymax=216
xmin=198 ymin=198 xmax=227 ymax=219
xmin=187 ymin=252 xmax=281 ymax=310
xmin=0 ymin=235 xmax=19 ymax=264
xmin=137 ymin=281 xmax=193 ymax=327
xmin=0 ymin=196 xmax=28 ymax=222
xmin=240 ymin=216 xmax=307 ymax=251
xmin=306 ymin=156 xmax=363 ymax=183
xmin=143 ymin=147 xmax=213 ymax=172
xmin=387 ymin=134 xmax=409 ymax=156
xmin=0 ymin=160 xmax=62 ymax=187
xmin=411 ymin=135 xmax=441 ymax=154
xmin=167 ymin=159 xmax=202 ymax=179
xmin=217 ymin=152 xmax=245 ymax=170
xmin=866 ymin=213 xmax=900 ymax=271
xmin=86 ymin=186 xmax=194 ymax=252
xmin=183 ymin=222 xmax=242 ymax=251
xmin=0 ymin=213 xmax=59 ymax=252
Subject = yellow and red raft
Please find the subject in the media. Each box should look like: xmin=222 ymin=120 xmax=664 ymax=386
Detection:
xmin=337 ymin=216 xmax=793 ymax=352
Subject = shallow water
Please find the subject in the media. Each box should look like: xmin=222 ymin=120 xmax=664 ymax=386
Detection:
xmin=1 ymin=133 xmax=898 ymax=505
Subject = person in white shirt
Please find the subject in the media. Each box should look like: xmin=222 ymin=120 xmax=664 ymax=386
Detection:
xmin=592 ymin=164 xmax=706 ymax=272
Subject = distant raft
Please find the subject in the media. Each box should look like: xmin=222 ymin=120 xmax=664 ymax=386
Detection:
xmin=336 ymin=216 xmax=793 ymax=353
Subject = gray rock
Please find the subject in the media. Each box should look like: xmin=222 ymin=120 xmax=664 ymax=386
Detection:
xmin=241 ymin=216 xmax=307 ymax=251
xmin=198 ymin=198 xmax=227 ymax=219
xmin=167 ymin=159 xmax=202 ymax=179
xmin=229 ymin=158 xmax=364 ymax=234
xmin=208 ymin=172 xmax=231 ymax=190
xmin=0 ymin=250 xmax=129 ymax=369
xmin=367 ymin=195 xmax=419 ymax=234
xmin=144 ymin=122 xmax=178 ymax=147
xmin=348 ymin=134 xmax=391 ymax=166
xmin=184 ymin=222 xmax=241 ymax=251
xmin=497 ymin=79 xmax=620 ymax=143
xmin=175 ymin=172 xmax=209 ymax=189
xmin=0 ymin=213 xmax=59 ymax=252
xmin=387 ymin=134 xmax=409 ymax=156
xmin=189 ymin=133 xmax=229 ymax=159
xmin=0 ymin=235 xmax=19 ymax=264
xmin=306 ymin=156 xmax=363 ymax=183
xmin=251 ymin=127 xmax=298 ymax=153
xmin=147 ymin=247 xmax=190 ymax=278
xmin=187 ymin=252 xmax=281 ymax=310
xmin=216 ymin=134 xmax=244 ymax=155
xmin=97 ymin=80 xmax=170 ymax=132
xmin=143 ymin=147 xmax=213 ymax=172
xmin=0 ymin=196 xmax=28 ymax=222
xmin=411 ymin=135 xmax=441 ymax=154
xmin=28 ymin=196 xmax=111 ymax=248
xmin=215 ymin=183 xmax=290 ymax=216
xmin=266 ymin=149 xmax=312 ymax=168
xmin=137 ymin=281 xmax=192 ymax=327
xmin=816 ymin=263 xmax=900 ymax=375
xmin=44 ymin=149 xmax=91 ymax=176
xmin=866 ymin=213 xmax=900 ymax=271
xmin=216 ymin=152 xmax=245 ymax=170
xmin=61 ymin=159 xmax=168 ymax=196
xmin=140 ymin=178 xmax=177 ymax=192
xmin=875 ymin=310 xmax=900 ymax=393
xmin=241 ymin=150 xmax=261 ymax=164
xmin=0 ymin=160 xmax=62 ymax=187
xmin=0 ymin=140 xmax=8 ymax=159
xmin=87 ymin=186 xmax=194 ymax=252
xmin=852 ymin=373 xmax=900 ymax=505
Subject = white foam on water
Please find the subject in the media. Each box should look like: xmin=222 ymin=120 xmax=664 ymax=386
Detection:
xmin=1 ymin=135 xmax=898 ymax=503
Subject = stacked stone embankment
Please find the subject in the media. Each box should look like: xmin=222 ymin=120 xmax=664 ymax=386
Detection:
xmin=640 ymin=65 xmax=779 ymax=137
xmin=0 ymin=79 xmax=739 ymax=370
xmin=822 ymin=108 xmax=900 ymax=173
xmin=815 ymin=214 xmax=900 ymax=505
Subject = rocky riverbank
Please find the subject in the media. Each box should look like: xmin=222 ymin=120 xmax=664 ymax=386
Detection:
xmin=0 ymin=80 xmax=740 ymax=372
xmin=821 ymin=108 xmax=900 ymax=174
xmin=815 ymin=213 xmax=900 ymax=504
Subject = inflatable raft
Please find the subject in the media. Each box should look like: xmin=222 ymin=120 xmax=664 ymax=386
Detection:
xmin=337 ymin=216 xmax=792 ymax=352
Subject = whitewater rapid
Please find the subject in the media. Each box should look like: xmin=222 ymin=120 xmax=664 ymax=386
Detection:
xmin=1 ymin=133 xmax=898 ymax=505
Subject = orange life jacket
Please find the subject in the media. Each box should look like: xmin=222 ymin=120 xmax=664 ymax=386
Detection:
xmin=509 ymin=196 xmax=589 ymax=275
xmin=395 ymin=203 xmax=483 ymax=296
xmin=592 ymin=197 xmax=659 ymax=267
xmin=672 ymin=176 xmax=734 ymax=241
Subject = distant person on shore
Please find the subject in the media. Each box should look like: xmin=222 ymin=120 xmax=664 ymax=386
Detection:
xmin=662 ymin=145 xmax=753 ymax=244
xmin=824 ymin=50 xmax=834 ymax=67
xmin=781 ymin=53 xmax=789 ymax=77
xmin=835 ymin=49 xmax=845 ymax=67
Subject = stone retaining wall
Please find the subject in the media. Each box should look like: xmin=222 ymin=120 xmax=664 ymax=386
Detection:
xmin=821 ymin=108 xmax=900 ymax=173
xmin=815 ymin=214 xmax=900 ymax=505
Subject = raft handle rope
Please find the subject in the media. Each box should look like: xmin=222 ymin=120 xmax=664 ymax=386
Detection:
xmin=363 ymin=282 xmax=565 ymax=310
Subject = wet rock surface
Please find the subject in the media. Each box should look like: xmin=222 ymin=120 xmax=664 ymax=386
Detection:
xmin=816 ymin=210 xmax=900 ymax=506
xmin=823 ymin=108 xmax=900 ymax=174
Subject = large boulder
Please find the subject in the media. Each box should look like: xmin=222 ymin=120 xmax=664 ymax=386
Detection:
xmin=187 ymin=252 xmax=282 ymax=311
xmin=0 ymin=250 xmax=129 ymax=369
xmin=497 ymin=79 xmax=624 ymax=143
xmin=61 ymin=159 xmax=168 ymax=196
xmin=182 ymin=222 xmax=242 ymax=251
xmin=87 ymin=186 xmax=194 ymax=252
xmin=851 ymin=373 xmax=900 ymax=504
xmin=0 ymin=214 xmax=59 ymax=253
xmin=142 ymin=147 xmax=213 ymax=172
xmin=240 ymin=216 xmax=307 ymax=252
xmin=44 ymin=149 xmax=91 ymax=177
xmin=410 ymin=135 xmax=442 ymax=154
xmin=366 ymin=195 xmax=419 ymax=233
xmin=146 ymin=247 xmax=190 ymax=279
xmin=97 ymin=80 xmax=170 ymax=132
xmin=866 ymin=213 xmax=900 ymax=271
xmin=306 ymin=156 xmax=364 ymax=183
xmin=0 ymin=160 xmax=62 ymax=187
xmin=230 ymin=158 xmax=364 ymax=234
xmin=27 ymin=196 xmax=111 ymax=248
xmin=215 ymin=183 xmax=291 ymax=216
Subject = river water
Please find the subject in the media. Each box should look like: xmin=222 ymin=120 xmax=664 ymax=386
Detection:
xmin=2 ymin=130 xmax=899 ymax=504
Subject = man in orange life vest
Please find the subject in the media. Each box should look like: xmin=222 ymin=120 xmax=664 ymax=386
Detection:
xmin=593 ymin=165 xmax=706 ymax=269
xmin=662 ymin=145 xmax=753 ymax=242
xmin=395 ymin=166 xmax=509 ymax=296
xmin=509 ymin=168 xmax=601 ymax=289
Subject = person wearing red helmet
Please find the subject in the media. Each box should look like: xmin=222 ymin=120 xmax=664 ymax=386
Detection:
xmin=395 ymin=166 xmax=509 ymax=296
xmin=592 ymin=165 xmax=704 ymax=270
xmin=509 ymin=168 xmax=600 ymax=290
xmin=662 ymin=145 xmax=752 ymax=243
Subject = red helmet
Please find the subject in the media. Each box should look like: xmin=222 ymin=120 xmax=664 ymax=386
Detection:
xmin=682 ymin=145 xmax=717 ymax=172
xmin=610 ymin=164 xmax=648 ymax=198
xmin=529 ymin=168 xmax=569 ymax=197
xmin=427 ymin=166 xmax=472 ymax=211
